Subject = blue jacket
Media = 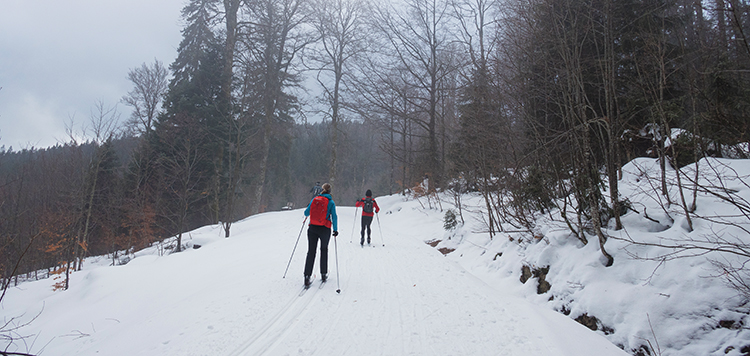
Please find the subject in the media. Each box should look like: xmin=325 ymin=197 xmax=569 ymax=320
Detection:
xmin=304 ymin=193 xmax=338 ymax=231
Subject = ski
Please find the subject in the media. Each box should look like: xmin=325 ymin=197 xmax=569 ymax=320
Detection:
xmin=300 ymin=274 xmax=316 ymax=296
xmin=299 ymin=280 xmax=325 ymax=296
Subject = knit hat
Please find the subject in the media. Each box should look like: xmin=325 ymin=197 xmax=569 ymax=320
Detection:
xmin=365 ymin=189 xmax=372 ymax=197
xmin=322 ymin=183 xmax=332 ymax=194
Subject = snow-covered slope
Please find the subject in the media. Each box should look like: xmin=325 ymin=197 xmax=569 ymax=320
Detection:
xmin=433 ymin=157 xmax=750 ymax=356
xmin=2 ymin=197 xmax=627 ymax=356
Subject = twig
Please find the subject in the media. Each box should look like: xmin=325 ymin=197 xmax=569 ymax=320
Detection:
xmin=646 ymin=313 xmax=662 ymax=356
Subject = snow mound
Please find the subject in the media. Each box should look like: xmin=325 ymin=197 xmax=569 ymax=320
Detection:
xmin=432 ymin=157 xmax=750 ymax=356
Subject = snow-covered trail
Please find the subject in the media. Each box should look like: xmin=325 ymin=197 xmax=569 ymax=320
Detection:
xmin=2 ymin=196 xmax=628 ymax=356
xmin=226 ymin=203 xmax=626 ymax=356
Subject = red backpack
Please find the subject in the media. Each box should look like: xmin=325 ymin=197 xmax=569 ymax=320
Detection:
xmin=309 ymin=195 xmax=331 ymax=228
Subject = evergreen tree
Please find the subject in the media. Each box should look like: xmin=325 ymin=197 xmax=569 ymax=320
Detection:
xmin=146 ymin=0 xmax=227 ymax=248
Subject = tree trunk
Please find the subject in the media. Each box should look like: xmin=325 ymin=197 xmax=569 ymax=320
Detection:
xmin=602 ymin=0 xmax=622 ymax=230
xmin=584 ymin=124 xmax=614 ymax=267
xmin=253 ymin=117 xmax=272 ymax=215
xmin=220 ymin=0 xmax=240 ymax=235
xmin=78 ymin=152 xmax=102 ymax=271
xmin=329 ymin=61 xmax=342 ymax=186
xmin=717 ymin=0 xmax=728 ymax=51
xmin=388 ymin=114 xmax=396 ymax=195
xmin=223 ymin=124 xmax=243 ymax=237
xmin=589 ymin=190 xmax=614 ymax=267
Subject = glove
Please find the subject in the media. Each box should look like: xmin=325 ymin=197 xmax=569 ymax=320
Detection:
xmin=332 ymin=231 xmax=339 ymax=237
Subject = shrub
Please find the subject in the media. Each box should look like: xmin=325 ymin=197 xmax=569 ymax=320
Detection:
xmin=444 ymin=209 xmax=458 ymax=230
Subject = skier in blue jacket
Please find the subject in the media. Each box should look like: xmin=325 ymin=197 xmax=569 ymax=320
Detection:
xmin=303 ymin=183 xmax=338 ymax=288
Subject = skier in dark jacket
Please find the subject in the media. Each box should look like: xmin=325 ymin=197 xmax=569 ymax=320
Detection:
xmin=303 ymin=183 xmax=338 ymax=288
xmin=310 ymin=182 xmax=323 ymax=196
xmin=355 ymin=189 xmax=380 ymax=246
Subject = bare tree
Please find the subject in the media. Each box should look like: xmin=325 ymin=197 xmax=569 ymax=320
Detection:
xmin=308 ymin=0 xmax=367 ymax=187
xmin=450 ymin=0 xmax=514 ymax=237
xmin=238 ymin=0 xmax=312 ymax=214
xmin=156 ymin=113 xmax=209 ymax=253
xmin=632 ymin=9 xmax=694 ymax=231
xmin=352 ymin=60 xmax=420 ymax=193
xmin=217 ymin=0 xmax=243 ymax=238
xmin=73 ymin=101 xmax=121 ymax=271
xmin=221 ymin=0 xmax=240 ymax=105
xmin=594 ymin=0 xmax=624 ymax=230
xmin=451 ymin=0 xmax=499 ymax=74
xmin=121 ymin=141 xmax=157 ymax=252
xmin=372 ymin=0 xmax=459 ymax=189
xmin=122 ymin=60 xmax=168 ymax=135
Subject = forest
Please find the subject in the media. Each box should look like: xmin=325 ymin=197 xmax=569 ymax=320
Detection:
xmin=2 ymin=0 xmax=749 ymax=292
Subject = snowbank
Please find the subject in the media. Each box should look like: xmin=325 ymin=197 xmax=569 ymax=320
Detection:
xmin=431 ymin=157 xmax=750 ymax=355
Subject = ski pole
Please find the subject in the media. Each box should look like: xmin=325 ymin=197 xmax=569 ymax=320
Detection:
xmin=283 ymin=216 xmax=308 ymax=278
xmin=376 ymin=212 xmax=385 ymax=246
xmin=334 ymin=234 xmax=341 ymax=294
xmin=349 ymin=206 xmax=359 ymax=243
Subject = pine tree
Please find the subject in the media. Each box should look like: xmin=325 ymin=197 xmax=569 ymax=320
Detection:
xmin=149 ymin=0 xmax=226 ymax=250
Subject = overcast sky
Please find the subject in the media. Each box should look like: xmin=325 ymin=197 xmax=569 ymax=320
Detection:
xmin=0 ymin=0 xmax=185 ymax=150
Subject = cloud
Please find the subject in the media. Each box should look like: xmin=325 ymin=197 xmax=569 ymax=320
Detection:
xmin=0 ymin=0 xmax=184 ymax=149
xmin=0 ymin=91 xmax=66 ymax=149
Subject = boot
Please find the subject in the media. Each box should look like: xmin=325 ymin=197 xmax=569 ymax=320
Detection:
xmin=304 ymin=275 xmax=312 ymax=288
xmin=322 ymin=273 xmax=328 ymax=282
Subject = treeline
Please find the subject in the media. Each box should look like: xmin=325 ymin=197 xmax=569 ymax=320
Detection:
xmin=481 ymin=0 xmax=750 ymax=266
xmin=3 ymin=0 xmax=750 ymax=288
xmin=0 ymin=119 xmax=387 ymax=290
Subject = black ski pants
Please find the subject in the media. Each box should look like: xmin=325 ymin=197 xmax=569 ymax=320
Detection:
xmin=360 ymin=215 xmax=374 ymax=244
xmin=304 ymin=224 xmax=331 ymax=277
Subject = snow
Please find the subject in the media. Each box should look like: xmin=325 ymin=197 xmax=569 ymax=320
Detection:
xmin=435 ymin=157 xmax=750 ymax=356
xmin=3 ymin=157 xmax=750 ymax=355
xmin=3 ymin=200 xmax=627 ymax=355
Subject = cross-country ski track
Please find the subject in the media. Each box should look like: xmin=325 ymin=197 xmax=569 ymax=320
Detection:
xmin=2 ymin=195 xmax=628 ymax=356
